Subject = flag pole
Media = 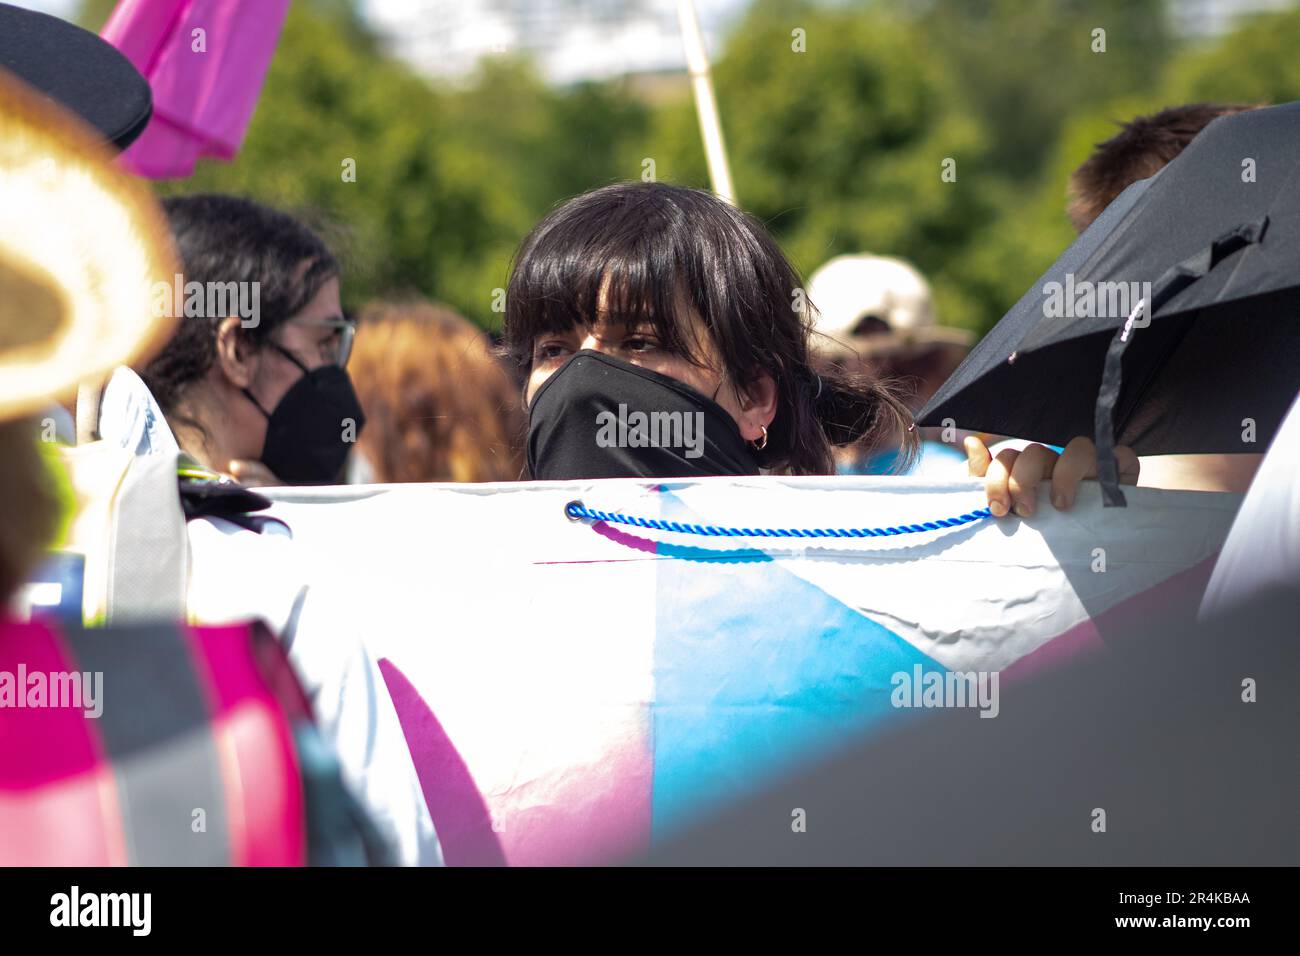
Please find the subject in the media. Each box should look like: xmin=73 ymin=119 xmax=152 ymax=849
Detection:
xmin=676 ymin=0 xmax=736 ymax=206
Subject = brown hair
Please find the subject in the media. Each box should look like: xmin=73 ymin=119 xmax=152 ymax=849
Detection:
xmin=351 ymin=298 xmax=524 ymax=483
xmin=0 ymin=420 xmax=61 ymax=605
xmin=1068 ymin=103 xmax=1255 ymax=233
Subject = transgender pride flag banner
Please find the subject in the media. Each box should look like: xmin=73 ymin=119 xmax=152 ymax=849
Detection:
xmin=190 ymin=477 xmax=1240 ymax=866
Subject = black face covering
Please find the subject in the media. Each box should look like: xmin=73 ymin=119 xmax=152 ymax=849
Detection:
xmin=527 ymin=350 xmax=761 ymax=480
xmin=244 ymin=345 xmax=366 ymax=485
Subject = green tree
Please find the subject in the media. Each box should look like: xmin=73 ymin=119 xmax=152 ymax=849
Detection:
xmin=646 ymin=0 xmax=993 ymax=330
xmin=85 ymin=0 xmax=1300 ymax=343
xmin=147 ymin=1 xmax=507 ymax=325
xmin=976 ymin=4 xmax=1300 ymax=341
xmin=912 ymin=0 xmax=1173 ymax=182
xmin=81 ymin=0 xmax=654 ymax=330
xmin=1161 ymin=5 xmax=1300 ymax=105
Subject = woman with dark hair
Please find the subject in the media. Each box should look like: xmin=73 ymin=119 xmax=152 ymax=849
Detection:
xmin=506 ymin=182 xmax=916 ymax=480
xmin=141 ymin=194 xmax=364 ymax=485
xmin=505 ymin=182 xmax=1137 ymax=511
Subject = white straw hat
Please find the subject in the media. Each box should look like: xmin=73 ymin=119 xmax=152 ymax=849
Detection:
xmin=0 ymin=66 xmax=177 ymax=422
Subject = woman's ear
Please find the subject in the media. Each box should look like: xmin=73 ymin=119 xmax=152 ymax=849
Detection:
xmin=737 ymin=371 xmax=778 ymax=443
xmin=213 ymin=316 xmax=258 ymax=389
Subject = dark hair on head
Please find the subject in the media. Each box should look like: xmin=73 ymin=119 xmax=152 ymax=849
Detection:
xmin=140 ymin=194 xmax=339 ymax=415
xmin=503 ymin=181 xmax=917 ymax=476
xmin=1068 ymin=103 xmax=1255 ymax=232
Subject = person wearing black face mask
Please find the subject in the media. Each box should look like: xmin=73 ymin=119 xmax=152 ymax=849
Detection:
xmin=141 ymin=194 xmax=367 ymax=486
xmin=507 ymin=184 xmax=906 ymax=483
xmin=239 ymin=327 xmax=366 ymax=485
xmin=508 ymin=183 xmax=1138 ymax=514
xmin=527 ymin=349 xmax=761 ymax=481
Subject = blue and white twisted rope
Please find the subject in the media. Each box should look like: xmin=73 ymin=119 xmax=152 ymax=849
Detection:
xmin=564 ymin=500 xmax=993 ymax=539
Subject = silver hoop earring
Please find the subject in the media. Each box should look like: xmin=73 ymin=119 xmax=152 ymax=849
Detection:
xmin=752 ymin=424 xmax=768 ymax=452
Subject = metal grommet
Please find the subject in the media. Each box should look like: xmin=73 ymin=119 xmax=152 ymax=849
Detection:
xmin=564 ymin=500 xmax=585 ymax=521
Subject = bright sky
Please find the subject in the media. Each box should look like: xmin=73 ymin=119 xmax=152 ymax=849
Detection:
xmin=9 ymin=0 xmax=76 ymax=14
xmin=11 ymin=0 xmax=751 ymax=84
xmin=358 ymin=0 xmax=751 ymax=83
xmin=12 ymin=0 xmax=1295 ymax=82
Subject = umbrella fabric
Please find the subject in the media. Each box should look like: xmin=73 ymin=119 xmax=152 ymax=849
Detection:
xmin=919 ymin=101 xmax=1300 ymax=499
xmin=0 ymin=2 xmax=152 ymax=149
xmin=918 ymin=175 xmax=1153 ymax=449
xmin=101 ymin=0 xmax=290 ymax=180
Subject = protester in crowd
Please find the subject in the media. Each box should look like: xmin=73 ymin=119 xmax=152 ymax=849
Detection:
xmin=140 ymin=194 xmax=365 ymax=486
xmin=0 ymin=22 xmax=398 ymax=866
xmin=1061 ymin=102 xmax=1262 ymax=496
xmin=132 ymin=196 xmax=441 ymax=863
xmin=348 ymin=298 xmax=524 ymax=483
xmin=505 ymin=182 xmax=915 ymax=479
xmin=503 ymin=182 xmax=1136 ymax=511
xmin=1067 ymin=102 xmax=1253 ymax=233
xmin=806 ymin=253 xmax=974 ymax=476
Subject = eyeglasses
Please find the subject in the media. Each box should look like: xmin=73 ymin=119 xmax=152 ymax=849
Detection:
xmin=286 ymin=315 xmax=357 ymax=368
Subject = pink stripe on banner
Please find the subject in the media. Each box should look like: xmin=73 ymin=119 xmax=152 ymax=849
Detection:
xmin=378 ymin=658 xmax=506 ymax=866
xmin=501 ymin=728 xmax=654 ymax=866
xmin=380 ymin=658 xmax=654 ymax=866
xmin=1003 ymin=556 xmax=1220 ymax=683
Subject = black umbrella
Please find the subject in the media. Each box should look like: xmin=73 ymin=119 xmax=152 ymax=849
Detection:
xmin=0 ymin=2 xmax=152 ymax=150
xmin=918 ymin=100 xmax=1300 ymax=505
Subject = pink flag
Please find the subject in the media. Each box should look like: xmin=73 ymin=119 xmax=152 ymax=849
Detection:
xmin=101 ymin=0 xmax=291 ymax=179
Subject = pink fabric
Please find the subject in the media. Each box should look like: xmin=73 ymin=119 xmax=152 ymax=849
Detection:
xmin=0 ymin=617 xmax=123 ymax=865
xmin=101 ymin=0 xmax=291 ymax=179
xmin=188 ymin=623 xmax=306 ymax=866
xmin=0 ymin=616 xmax=304 ymax=866
xmin=0 ymin=617 xmax=104 ymax=788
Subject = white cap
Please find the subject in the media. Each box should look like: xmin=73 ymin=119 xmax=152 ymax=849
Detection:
xmin=806 ymin=254 xmax=972 ymax=358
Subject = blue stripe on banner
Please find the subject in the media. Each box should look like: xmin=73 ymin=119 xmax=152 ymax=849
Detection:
xmin=650 ymin=494 xmax=946 ymax=840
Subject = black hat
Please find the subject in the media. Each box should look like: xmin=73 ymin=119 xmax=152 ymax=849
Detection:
xmin=0 ymin=2 xmax=151 ymax=149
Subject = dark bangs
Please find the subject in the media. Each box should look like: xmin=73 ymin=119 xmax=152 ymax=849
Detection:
xmin=503 ymin=182 xmax=800 ymax=379
xmin=504 ymin=181 xmax=918 ymax=475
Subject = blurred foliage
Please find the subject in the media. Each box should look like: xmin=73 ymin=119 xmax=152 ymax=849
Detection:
xmin=79 ymin=0 xmax=1300 ymax=336
xmin=644 ymin=0 xmax=994 ymax=330
xmin=1162 ymin=5 xmax=1300 ymax=104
